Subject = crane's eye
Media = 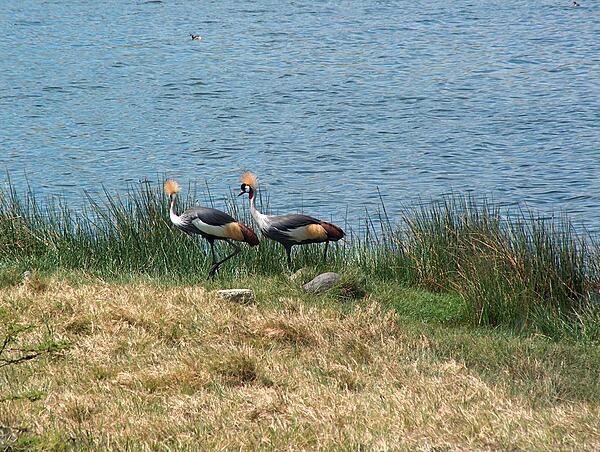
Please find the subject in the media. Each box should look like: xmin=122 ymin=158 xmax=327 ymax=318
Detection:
xmin=240 ymin=184 xmax=249 ymax=192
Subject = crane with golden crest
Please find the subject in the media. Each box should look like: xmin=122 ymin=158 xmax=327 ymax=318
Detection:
xmin=165 ymin=179 xmax=259 ymax=278
xmin=238 ymin=172 xmax=345 ymax=267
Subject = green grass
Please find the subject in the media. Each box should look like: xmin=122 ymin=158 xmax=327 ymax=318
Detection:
xmin=1 ymin=177 xmax=599 ymax=342
xmin=395 ymin=196 xmax=593 ymax=324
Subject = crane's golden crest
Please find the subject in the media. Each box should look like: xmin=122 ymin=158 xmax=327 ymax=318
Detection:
xmin=240 ymin=171 xmax=258 ymax=189
xmin=164 ymin=179 xmax=181 ymax=196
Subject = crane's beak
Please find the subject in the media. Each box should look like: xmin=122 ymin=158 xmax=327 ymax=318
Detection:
xmin=237 ymin=191 xmax=244 ymax=197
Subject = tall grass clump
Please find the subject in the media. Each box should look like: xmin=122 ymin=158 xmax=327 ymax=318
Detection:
xmin=0 ymin=179 xmax=210 ymax=280
xmin=399 ymin=195 xmax=595 ymax=331
xmin=0 ymin=180 xmax=59 ymax=261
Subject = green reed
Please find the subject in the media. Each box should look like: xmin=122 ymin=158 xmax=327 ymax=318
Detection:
xmin=396 ymin=195 xmax=596 ymax=332
xmin=0 ymin=178 xmax=598 ymax=340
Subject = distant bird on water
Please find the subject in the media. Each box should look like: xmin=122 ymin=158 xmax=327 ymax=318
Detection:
xmin=165 ymin=179 xmax=259 ymax=278
xmin=190 ymin=34 xmax=202 ymax=41
xmin=238 ymin=172 xmax=345 ymax=267
xmin=572 ymin=1 xmax=580 ymax=6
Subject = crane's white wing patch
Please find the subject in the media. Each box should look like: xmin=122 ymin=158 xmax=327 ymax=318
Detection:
xmin=191 ymin=218 xmax=230 ymax=239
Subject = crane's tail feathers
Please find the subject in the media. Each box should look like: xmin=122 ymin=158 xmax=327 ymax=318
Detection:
xmin=321 ymin=222 xmax=345 ymax=241
xmin=239 ymin=223 xmax=260 ymax=246
xmin=164 ymin=179 xmax=181 ymax=196
xmin=240 ymin=171 xmax=259 ymax=189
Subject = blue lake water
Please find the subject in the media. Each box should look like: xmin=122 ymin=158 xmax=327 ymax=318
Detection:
xmin=1 ymin=0 xmax=599 ymax=234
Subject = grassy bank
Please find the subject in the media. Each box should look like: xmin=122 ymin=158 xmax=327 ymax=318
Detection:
xmin=1 ymin=178 xmax=599 ymax=340
xmin=1 ymin=179 xmax=600 ymax=448
xmin=1 ymin=276 xmax=599 ymax=450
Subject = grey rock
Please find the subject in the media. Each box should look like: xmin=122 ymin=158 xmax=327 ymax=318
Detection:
xmin=302 ymin=272 xmax=341 ymax=293
xmin=216 ymin=289 xmax=255 ymax=304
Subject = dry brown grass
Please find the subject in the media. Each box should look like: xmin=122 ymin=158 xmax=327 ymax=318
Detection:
xmin=1 ymin=277 xmax=599 ymax=450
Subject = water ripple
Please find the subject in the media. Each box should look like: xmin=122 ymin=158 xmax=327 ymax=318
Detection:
xmin=1 ymin=0 xmax=600 ymax=232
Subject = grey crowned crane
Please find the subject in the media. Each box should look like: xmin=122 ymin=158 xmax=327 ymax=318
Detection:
xmin=238 ymin=172 xmax=345 ymax=267
xmin=165 ymin=180 xmax=259 ymax=278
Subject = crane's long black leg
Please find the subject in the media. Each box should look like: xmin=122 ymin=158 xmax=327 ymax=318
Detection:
xmin=217 ymin=241 xmax=241 ymax=267
xmin=323 ymin=241 xmax=329 ymax=261
xmin=209 ymin=240 xmax=217 ymax=264
xmin=207 ymin=240 xmax=218 ymax=280
xmin=208 ymin=240 xmax=241 ymax=279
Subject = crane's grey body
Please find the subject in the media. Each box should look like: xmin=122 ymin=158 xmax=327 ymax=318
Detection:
xmin=259 ymin=213 xmax=324 ymax=247
xmin=173 ymin=206 xmax=238 ymax=240
xmin=167 ymin=190 xmax=258 ymax=278
xmin=239 ymin=177 xmax=344 ymax=267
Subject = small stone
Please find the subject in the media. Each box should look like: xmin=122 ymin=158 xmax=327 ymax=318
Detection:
xmin=216 ymin=289 xmax=255 ymax=304
xmin=302 ymin=272 xmax=341 ymax=294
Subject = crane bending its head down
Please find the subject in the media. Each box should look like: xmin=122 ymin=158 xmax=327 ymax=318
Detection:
xmin=165 ymin=179 xmax=259 ymax=278
xmin=238 ymin=171 xmax=344 ymax=267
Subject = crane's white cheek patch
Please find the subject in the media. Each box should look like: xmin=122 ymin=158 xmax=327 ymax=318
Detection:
xmin=287 ymin=224 xmax=327 ymax=241
xmin=191 ymin=218 xmax=230 ymax=239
